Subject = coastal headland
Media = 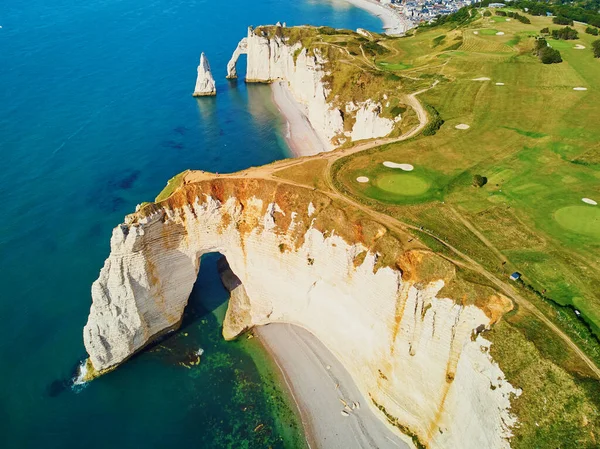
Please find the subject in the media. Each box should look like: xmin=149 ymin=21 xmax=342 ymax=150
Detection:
xmin=83 ymin=9 xmax=600 ymax=449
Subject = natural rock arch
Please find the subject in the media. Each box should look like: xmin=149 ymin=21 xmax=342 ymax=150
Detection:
xmin=83 ymin=175 xmax=517 ymax=449
xmin=226 ymin=36 xmax=248 ymax=79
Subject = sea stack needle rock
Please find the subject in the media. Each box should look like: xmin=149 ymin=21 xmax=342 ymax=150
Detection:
xmin=83 ymin=172 xmax=520 ymax=449
xmin=193 ymin=52 xmax=216 ymax=97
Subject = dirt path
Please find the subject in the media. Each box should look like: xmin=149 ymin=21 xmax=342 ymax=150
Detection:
xmin=447 ymin=206 xmax=509 ymax=265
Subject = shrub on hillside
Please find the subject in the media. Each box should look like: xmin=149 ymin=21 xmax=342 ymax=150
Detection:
xmin=586 ymin=26 xmax=599 ymax=36
xmin=539 ymin=46 xmax=563 ymax=63
xmin=472 ymin=175 xmax=488 ymax=188
xmin=496 ymin=10 xmax=507 ymax=17
xmin=534 ymin=38 xmax=563 ymax=63
xmin=534 ymin=38 xmax=548 ymax=52
xmin=540 ymin=27 xmax=550 ymax=34
xmin=484 ymin=10 xmax=492 ymax=17
xmin=507 ymin=11 xmax=531 ymax=24
xmin=551 ymin=26 xmax=579 ymax=40
xmin=553 ymin=16 xmax=574 ymax=25
xmin=362 ymin=41 xmax=387 ymax=56
xmin=593 ymin=40 xmax=600 ymax=58
xmin=422 ymin=105 xmax=444 ymax=136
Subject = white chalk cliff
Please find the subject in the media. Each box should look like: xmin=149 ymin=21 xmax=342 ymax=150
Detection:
xmin=84 ymin=175 xmax=519 ymax=449
xmin=193 ymin=52 xmax=216 ymax=97
xmin=226 ymin=26 xmax=399 ymax=150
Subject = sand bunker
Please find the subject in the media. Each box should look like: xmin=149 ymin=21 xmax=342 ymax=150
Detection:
xmin=472 ymin=77 xmax=491 ymax=81
xmin=383 ymin=162 xmax=414 ymax=171
xmin=473 ymin=31 xmax=479 ymax=35
xmin=506 ymin=18 xmax=511 ymax=22
xmin=496 ymin=32 xmax=505 ymax=36
xmin=356 ymin=176 xmax=369 ymax=183
xmin=582 ymin=198 xmax=598 ymax=205
xmin=496 ymin=82 xmax=505 ymax=86
xmin=455 ymin=124 xmax=470 ymax=130
xmin=573 ymin=87 xmax=588 ymax=91
xmin=574 ymin=44 xmax=586 ymax=50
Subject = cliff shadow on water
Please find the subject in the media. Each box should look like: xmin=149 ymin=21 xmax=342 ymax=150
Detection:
xmin=150 ymin=252 xmax=307 ymax=449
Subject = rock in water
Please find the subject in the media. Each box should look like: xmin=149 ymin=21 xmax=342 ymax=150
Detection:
xmin=193 ymin=52 xmax=216 ymax=97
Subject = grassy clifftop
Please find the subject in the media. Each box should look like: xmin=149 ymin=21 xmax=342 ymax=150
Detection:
xmin=253 ymin=25 xmax=433 ymax=115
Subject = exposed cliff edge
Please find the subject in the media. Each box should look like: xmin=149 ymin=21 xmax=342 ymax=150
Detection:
xmin=193 ymin=52 xmax=216 ymax=97
xmin=83 ymin=173 xmax=519 ymax=449
xmin=226 ymin=26 xmax=406 ymax=150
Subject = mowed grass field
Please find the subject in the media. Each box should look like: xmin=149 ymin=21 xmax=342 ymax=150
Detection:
xmin=337 ymin=11 xmax=600 ymax=334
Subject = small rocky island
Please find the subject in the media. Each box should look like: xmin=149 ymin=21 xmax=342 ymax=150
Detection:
xmin=192 ymin=52 xmax=216 ymax=96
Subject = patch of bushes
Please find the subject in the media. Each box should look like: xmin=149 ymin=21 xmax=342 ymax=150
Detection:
xmin=594 ymin=40 xmax=600 ymax=57
xmin=506 ymin=11 xmax=531 ymax=24
xmin=472 ymin=174 xmax=488 ymax=187
xmin=424 ymin=6 xmax=474 ymax=28
xmin=534 ymin=38 xmax=563 ymax=64
xmin=390 ymin=105 xmax=406 ymax=116
xmin=362 ymin=40 xmax=388 ymax=57
xmin=540 ymin=27 xmax=550 ymax=34
xmin=496 ymin=10 xmax=507 ymax=17
xmin=553 ymin=15 xmax=574 ymax=25
xmin=551 ymin=26 xmax=579 ymax=40
xmin=432 ymin=34 xmax=446 ymax=47
xmin=422 ymin=104 xmax=444 ymax=136
xmin=586 ymin=26 xmax=599 ymax=35
xmin=515 ymin=277 xmax=600 ymax=366
xmin=443 ymin=40 xmax=463 ymax=51
xmin=316 ymin=26 xmax=352 ymax=36
xmin=484 ymin=10 xmax=492 ymax=17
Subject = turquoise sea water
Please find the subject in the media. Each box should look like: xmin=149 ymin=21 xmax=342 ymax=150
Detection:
xmin=0 ymin=1 xmax=380 ymax=447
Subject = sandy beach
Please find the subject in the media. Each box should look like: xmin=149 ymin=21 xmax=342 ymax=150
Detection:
xmin=256 ymin=323 xmax=409 ymax=449
xmin=271 ymin=81 xmax=329 ymax=157
xmin=341 ymin=0 xmax=413 ymax=35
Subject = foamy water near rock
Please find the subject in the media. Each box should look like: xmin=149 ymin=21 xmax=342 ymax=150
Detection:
xmin=84 ymin=177 xmax=519 ymax=449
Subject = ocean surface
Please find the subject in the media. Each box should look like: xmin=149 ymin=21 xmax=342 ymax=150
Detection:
xmin=0 ymin=1 xmax=381 ymax=447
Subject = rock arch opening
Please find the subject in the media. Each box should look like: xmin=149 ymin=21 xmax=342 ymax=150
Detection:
xmin=226 ymin=36 xmax=248 ymax=79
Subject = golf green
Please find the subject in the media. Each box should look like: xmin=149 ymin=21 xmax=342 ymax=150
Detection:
xmin=375 ymin=173 xmax=431 ymax=196
xmin=554 ymin=206 xmax=600 ymax=238
xmin=479 ymin=28 xmax=500 ymax=36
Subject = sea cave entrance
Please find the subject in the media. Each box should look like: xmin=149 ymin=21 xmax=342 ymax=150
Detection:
xmin=184 ymin=253 xmax=232 ymax=328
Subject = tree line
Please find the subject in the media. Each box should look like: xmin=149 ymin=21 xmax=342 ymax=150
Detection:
xmin=510 ymin=0 xmax=600 ymax=28
xmin=495 ymin=10 xmax=531 ymax=24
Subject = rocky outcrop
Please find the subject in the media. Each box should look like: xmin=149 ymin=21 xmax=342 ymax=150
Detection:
xmin=225 ymin=26 xmax=401 ymax=149
xmin=217 ymin=257 xmax=252 ymax=339
xmin=347 ymin=100 xmax=397 ymax=141
xmin=226 ymin=38 xmax=247 ymax=79
xmin=193 ymin=53 xmax=216 ymax=97
xmin=84 ymin=174 xmax=519 ymax=449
